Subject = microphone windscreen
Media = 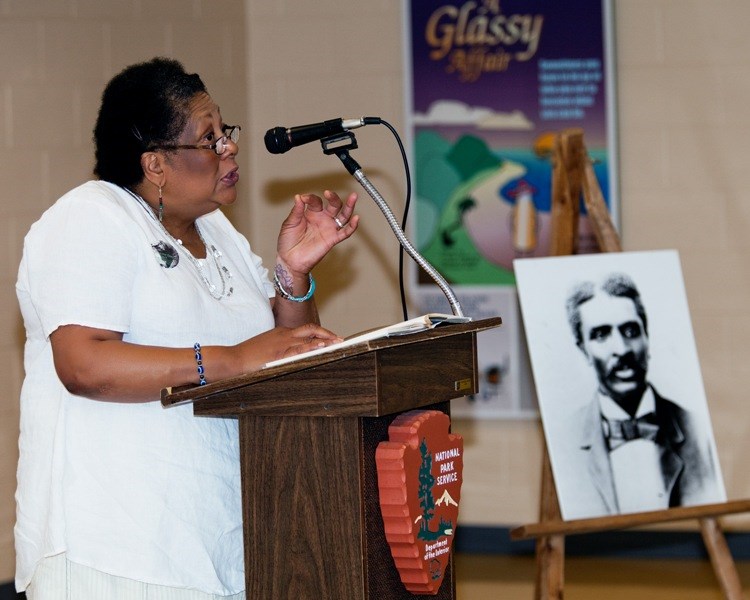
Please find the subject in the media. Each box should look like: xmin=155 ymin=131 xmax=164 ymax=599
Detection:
xmin=264 ymin=127 xmax=290 ymax=154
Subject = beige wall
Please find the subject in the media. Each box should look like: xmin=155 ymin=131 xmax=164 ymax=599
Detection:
xmin=1 ymin=0 xmax=749 ymax=585
xmin=0 ymin=0 xmax=249 ymax=584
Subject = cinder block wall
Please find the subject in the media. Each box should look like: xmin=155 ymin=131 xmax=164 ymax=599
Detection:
xmin=0 ymin=0 xmax=248 ymax=583
xmin=2 ymin=0 xmax=750 ymax=586
xmin=246 ymin=0 xmax=750 ymax=531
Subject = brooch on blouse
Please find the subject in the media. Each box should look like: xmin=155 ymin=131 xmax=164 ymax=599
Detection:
xmin=152 ymin=241 xmax=180 ymax=269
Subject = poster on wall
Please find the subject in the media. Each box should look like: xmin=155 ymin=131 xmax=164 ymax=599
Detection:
xmin=403 ymin=0 xmax=618 ymax=418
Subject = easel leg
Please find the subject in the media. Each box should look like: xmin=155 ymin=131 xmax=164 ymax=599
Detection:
xmin=535 ymin=534 xmax=564 ymax=600
xmin=535 ymin=450 xmax=565 ymax=599
xmin=700 ymin=517 xmax=747 ymax=600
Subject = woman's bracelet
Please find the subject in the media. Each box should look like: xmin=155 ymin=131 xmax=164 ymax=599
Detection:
xmin=273 ymin=270 xmax=315 ymax=303
xmin=193 ymin=343 xmax=207 ymax=386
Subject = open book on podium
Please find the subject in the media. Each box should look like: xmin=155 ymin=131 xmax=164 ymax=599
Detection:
xmin=263 ymin=313 xmax=472 ymax=369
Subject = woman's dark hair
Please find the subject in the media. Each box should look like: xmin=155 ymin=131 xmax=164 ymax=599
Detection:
xmin=93 ymin=57 xmax=208 ymax=187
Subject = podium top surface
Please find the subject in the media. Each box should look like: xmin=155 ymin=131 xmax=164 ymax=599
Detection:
xmin=160 ymin=316 xmax=501 ymax=414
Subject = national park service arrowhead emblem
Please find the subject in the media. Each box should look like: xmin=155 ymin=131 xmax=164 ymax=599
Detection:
xmin=375 ymin=410 xmax=463 ymax=595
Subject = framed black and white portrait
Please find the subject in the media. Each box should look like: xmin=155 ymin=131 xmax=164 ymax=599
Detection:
xmin=514 ymin=250 xmax=725 ymax=520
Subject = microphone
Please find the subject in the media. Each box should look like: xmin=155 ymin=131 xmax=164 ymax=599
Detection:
xmin=264 ymin=116 xmax=380 ymax=154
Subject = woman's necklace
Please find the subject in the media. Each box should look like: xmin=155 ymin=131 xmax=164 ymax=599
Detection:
xmin=123 ymin=187 xmax=234 ymax=300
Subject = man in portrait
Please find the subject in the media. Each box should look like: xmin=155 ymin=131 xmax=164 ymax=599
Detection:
xmin=553 ymin=272 xmax=724 ymax=518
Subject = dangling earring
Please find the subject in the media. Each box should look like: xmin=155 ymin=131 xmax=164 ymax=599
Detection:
xmin=158 ymin=186 xmax=164 ymax=222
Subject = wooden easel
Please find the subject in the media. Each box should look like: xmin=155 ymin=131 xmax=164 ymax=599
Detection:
xmin=511 ymin=128 xmax=750 ymax=599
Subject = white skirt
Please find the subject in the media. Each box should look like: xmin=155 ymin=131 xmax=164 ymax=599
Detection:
xmin=26 ymin=554 xmax=245 ymax=600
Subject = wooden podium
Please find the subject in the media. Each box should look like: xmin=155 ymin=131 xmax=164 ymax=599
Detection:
xmin=162 ymin=317 xmax=501 ymax=600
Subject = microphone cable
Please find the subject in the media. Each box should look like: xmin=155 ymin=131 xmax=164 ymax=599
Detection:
xmin=375 ymin=119 xmax=412 ymax=321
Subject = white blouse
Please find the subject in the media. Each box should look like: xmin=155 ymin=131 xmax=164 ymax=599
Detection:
xmin=15 ymin=180 xmax=275 ymax=594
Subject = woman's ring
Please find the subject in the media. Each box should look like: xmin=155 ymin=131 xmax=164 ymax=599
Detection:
xmin=334 ymin=216 xmax=346 ymax=229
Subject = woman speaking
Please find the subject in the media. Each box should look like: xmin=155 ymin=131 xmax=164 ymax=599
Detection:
xmin=15 ymin=57 xmax=359 ymax=599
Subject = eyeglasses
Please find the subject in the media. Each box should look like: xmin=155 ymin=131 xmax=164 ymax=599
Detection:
xmin=151 ymin=125 xmax=241 ymax=155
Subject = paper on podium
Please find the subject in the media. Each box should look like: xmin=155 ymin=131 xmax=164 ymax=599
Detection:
xmin=263 ymin=313 xmax=471 ymax=369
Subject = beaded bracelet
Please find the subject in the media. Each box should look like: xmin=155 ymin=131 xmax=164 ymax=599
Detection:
xmin=193 ymin=342 xmax=207 ymax=386
xmin=273 ymin=271 xmax=316 ymax=303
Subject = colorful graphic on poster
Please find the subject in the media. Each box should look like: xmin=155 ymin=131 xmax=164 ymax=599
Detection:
xmin=404 ymin=0 xmax=617 ymax=417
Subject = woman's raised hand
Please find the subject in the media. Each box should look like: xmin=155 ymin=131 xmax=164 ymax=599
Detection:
xmin=276 ymin=190 xmax=359 ymax=277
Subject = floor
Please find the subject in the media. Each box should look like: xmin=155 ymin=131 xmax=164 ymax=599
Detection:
xmin=3 ymin=556 xmax=747 ymax=599
xmin=454 ymin=554 xmax=750 ymax=599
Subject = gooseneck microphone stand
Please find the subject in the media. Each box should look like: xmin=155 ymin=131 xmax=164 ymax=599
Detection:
xmin=320 ymin=131 xmax=465 ymax=318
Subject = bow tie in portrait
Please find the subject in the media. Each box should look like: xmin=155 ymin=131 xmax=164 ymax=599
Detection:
xmin=603 ymin=413 xmax=660 ymax=451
